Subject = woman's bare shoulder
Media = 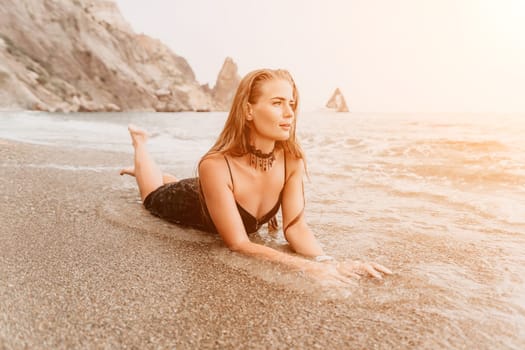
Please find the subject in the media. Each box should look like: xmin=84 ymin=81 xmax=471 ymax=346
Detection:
xmin=283 ymin=151 xmax=305 ymax=177
xmin=200 ymin=152 xmax=225 ymax=168
xmin=199 ymin=152 xmax=234 ymax=192
xmin=199 ymin=152 xmax=229 ymax=181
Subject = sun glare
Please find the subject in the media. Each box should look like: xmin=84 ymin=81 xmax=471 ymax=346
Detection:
xmin=477 ymin=0 xmax=525 ymax=47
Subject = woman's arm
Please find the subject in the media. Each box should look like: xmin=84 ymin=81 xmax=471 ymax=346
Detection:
xmin=199 ymin=155 xmax=321 ymax=272
xmin=280 ymin=156 xmax=325 ymax=257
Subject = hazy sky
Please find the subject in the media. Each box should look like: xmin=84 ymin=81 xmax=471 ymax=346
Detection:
xmin=115 ymin=0 xmax=525 ymax=112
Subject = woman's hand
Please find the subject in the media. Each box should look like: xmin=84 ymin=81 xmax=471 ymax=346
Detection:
xmin=303 ymin=259 xmax=392 ymax=287
xmin=304 ymin=261 xmax=358 ymax=287
xmin=336 ymin=260 xmax=392 ymax=280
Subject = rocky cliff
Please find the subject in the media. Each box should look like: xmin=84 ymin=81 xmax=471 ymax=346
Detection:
xmin=0 ymin=0 xmax=236 ymax=112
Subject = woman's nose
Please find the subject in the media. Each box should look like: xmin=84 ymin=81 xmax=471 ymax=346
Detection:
xmin=283 ymin=104 xmax=294 ymax=118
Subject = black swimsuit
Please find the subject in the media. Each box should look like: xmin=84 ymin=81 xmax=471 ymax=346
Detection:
xmin=143 ymin=156 xmax=284 ymax=234
xmin=224 ymin=156 xmax=283 ymax=233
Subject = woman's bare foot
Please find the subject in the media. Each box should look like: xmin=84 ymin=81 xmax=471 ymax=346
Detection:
xmin=119 ymin=167 xmax=136 ymax=177
xmin=128 ymin=124 xmax=148 ymax=147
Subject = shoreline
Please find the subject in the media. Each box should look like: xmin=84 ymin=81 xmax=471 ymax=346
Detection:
xmin=1 ymin=138 xmax=523 ymax=348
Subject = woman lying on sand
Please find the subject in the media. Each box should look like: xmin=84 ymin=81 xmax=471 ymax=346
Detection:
xmin=121 ymin=68 xmax=391 ymax=284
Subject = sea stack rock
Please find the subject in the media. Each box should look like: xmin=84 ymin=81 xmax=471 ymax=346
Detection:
xmin=212 ymin=57 xmax=241 ymax=111
xmin=326 ymin=88 xmax=349 ymax=112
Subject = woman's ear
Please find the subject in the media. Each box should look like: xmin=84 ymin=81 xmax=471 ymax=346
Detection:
xmin=246 ymin=103 xmax=253 ymax=121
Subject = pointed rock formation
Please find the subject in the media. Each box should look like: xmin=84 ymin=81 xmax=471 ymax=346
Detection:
xmin=212 ymin=57 xmax=241 ymax=111
xmin=326 ymin=88 xmax=349 ymax=112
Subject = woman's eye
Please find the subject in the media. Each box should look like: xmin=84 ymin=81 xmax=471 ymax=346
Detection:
xmin=272 ymin=101 xmax=281 ymax=106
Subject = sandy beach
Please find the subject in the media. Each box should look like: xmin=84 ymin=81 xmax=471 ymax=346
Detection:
xmin=0 ymin=139 xmax=381 ymax=349
xmin=1 ymin=138 xmax=523 ymax=349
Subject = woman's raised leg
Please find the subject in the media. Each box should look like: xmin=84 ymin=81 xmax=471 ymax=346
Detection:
xmin=120 ymin=167 xmax=179 ymax=185
xmin=126 ymin=124 xmax=164 ymax=202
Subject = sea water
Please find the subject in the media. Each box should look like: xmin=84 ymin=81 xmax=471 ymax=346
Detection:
xmin=1 ymin=110 xmax=524 ymax=347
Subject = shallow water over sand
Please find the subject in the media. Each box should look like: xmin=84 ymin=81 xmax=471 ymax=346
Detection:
xmin=1 ymin=111 xmax=524 ymax=348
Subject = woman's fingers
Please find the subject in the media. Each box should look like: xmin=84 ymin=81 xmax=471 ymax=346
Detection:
xmin=362 ymin=263 xmax=383 ymax=279
xmin=340 ymin=270 xmax=361 ymax=280
xmin=340 ymin=260 xmax=393 ymax=279
xmin=371 ymin=262 xmax=393 ymax=275
xmin=314 ymin=264 xmax=359 ymax=287
xmin=327 ymin=266 xmax=358 ymax=286
xmin=310 ymin=260 xmax=392 ymax=286
xmin=337 ymin=264 xmax=361 ymax=279
xmin=335 ymin=274 xmax=358 ymax=286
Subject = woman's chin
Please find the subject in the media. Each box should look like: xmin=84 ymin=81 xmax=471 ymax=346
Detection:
xmin=276 ymin=131 xmax=291 ymax=141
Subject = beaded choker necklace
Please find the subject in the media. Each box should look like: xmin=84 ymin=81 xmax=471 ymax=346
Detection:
xmin=248 ymin=145 xmax=275 ymax=171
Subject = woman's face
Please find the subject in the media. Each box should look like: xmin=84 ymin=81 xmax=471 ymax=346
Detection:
xmin=248 ymin=79 xmax=295 ymax=143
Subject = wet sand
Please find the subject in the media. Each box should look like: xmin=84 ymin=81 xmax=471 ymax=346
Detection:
xmin=0 ymin=139 xmax=521 ymax=349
